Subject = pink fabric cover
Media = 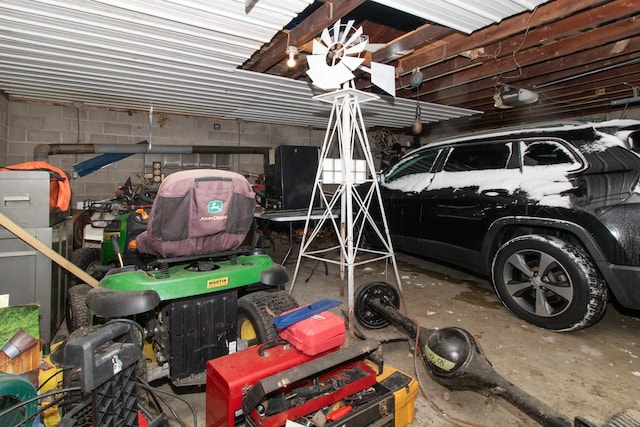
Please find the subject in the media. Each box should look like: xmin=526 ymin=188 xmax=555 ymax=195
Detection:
xmin=135 ymin=169 xmax=255 ymax=258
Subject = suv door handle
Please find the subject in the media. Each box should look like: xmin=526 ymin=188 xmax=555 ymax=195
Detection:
xmin=481 ymin=189 xmax=509 ymax=197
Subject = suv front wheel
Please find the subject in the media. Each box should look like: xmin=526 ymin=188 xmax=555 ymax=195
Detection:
xmin=491 ymin=235 xmax=607 ymax=331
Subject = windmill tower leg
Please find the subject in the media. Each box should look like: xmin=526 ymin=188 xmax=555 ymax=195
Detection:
xmin=289 ymin=88 xmax=403 ymax=338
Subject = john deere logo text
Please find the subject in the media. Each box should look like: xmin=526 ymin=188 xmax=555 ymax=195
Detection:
xmin=208 ymin=200 xmax=223 ymax=213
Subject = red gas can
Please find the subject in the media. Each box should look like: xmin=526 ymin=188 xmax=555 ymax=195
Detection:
xmin=206 ymin=342 xmax=320 ymax=427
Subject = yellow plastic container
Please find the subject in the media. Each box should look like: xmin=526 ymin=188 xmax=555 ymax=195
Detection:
xmin=367 ymin=362 xmax=419 ymax=427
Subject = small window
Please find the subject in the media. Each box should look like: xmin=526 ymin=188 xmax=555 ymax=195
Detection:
xmin=522 ymin=140 xmax=576 ymax=166
xmin=385 ymin=149 xmax=439 ymax=182
xmin=444 ymin=143 xmax=511 ymax=172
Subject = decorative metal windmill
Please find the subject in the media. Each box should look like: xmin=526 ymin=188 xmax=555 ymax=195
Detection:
xmin=289 ymin=19 xmax=403 ymax=337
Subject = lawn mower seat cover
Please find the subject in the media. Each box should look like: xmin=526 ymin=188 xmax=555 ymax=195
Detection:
xmin=135 ymin=169 xmax=256 ymax=258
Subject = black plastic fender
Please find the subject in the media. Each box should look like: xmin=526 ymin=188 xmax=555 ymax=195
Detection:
xmin=86 ymin=286 xmax=160 ymax=318
xmin=259 ymin=264 xmax=289 ymax=288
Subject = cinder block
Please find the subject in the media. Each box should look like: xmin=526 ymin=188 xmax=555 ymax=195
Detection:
xmin=8 ymin=128 xmax=26 ymax=142
xmin=8 ymin=141 xmax=38 ymax=156
xmin=88 ymin=109 xmax=119 ymax=122
xmin=26 ymin=130 xmax=61 ymax=143
xmin=207 ymin=131 xmax=232 ymax=143
xmin=28 ymin=103 xmax=62 ymax=117
xmin=87 ymin=133 xmax=118 ymax=144
xmin=44 ymin=118 xmax=73 ymax=132
xmin=10 ymin=115 xmax=45 ymax=130
xmin=104 ymin=122 xmax=132 ymax=136
xmin=80 ymin=121 xmax=103 ymax=134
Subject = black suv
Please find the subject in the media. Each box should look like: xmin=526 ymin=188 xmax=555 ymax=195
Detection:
xmin=370 ymin=120 xmax=640 ymax=331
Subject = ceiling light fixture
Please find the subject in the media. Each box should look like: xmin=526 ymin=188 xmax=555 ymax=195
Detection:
xmin=494 ymin=84 xmax=539 ymax=109
xmin=285 ymin=45 xmax=298 ymax=68
xmin=284 ymin=30 xmax=298 ymax=68
xmin=611 ymin=83 xmax=640 ymax=107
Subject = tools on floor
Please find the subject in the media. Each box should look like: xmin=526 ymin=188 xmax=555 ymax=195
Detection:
xmin=243 ymin=358 xmax=380 ymax=427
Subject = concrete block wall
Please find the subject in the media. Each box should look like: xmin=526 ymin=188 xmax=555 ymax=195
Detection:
xmin=5 ymin=100 xmax=325 ymax=208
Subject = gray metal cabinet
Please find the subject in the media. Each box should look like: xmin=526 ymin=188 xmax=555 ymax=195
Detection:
xmin=0 ymin=171 xmax=71 ymax=342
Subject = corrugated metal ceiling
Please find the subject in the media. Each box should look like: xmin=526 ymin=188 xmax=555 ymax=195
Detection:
xmin=0 ymin=0 xmax=546 ymax=129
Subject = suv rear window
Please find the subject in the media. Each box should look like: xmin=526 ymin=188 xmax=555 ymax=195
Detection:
xmin=522 ymin=140 xmax=577 ymax=166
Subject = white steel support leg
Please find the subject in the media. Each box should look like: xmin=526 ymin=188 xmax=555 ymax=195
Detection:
xmin=289 ymin=88 xmax=403 ymax=337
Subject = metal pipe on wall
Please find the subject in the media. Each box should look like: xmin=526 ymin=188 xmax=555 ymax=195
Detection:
xmin=33 ymin=144 xmax=271 ymax=162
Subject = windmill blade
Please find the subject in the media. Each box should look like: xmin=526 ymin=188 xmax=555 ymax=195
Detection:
xmin=320 ymin=26 xmax=333 ymax=47
xmin=341 ymin=55 xmax=366 ymax=72
xmin=340 ymin=20 xmax=356 ymax=44
xmin=371 ymin=62 xmax=397 ymax=97
xmin=332 ymin=20 xmax=342 ymax=43
xmin=312 ymin=38 xmax=329 ymax=56
xmin=306 ymin=55 xmax=355 ymax=89
xmin=345 ymin=39 xmax=367 ymax=56
xmin=344 ymin=25 xmax=363 ymax=49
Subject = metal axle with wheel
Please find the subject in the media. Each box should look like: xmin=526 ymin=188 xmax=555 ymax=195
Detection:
xmin=354 ymin=281 xmax=640 ymax=427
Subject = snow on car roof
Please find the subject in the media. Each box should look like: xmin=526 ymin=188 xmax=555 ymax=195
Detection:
xmin=422 ymin=119 xmax=640 ymax=149
xmin=380 ymin=119 xmax=640 ymax=208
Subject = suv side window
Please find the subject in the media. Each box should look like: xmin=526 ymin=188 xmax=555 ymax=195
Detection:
xmin=521 ymin=140 xmax=578 ymax=167
xmin=443 ymin=142 xmax=511 ymax=172
xmin=385 ymin=149 xmax=439 ymax=183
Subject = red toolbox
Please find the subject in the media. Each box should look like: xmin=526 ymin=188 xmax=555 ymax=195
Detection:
xmin=242 ymin=339 xmax=381 ymax=427
xmin=245 ymin=360 xmax=377 ymax=427
xmin=206 ymin=342 xmax=322 ymax=427
xmin=278 ymin=310 xmax=346 ymax=356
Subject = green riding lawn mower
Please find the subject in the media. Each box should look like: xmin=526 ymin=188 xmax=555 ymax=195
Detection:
xmin=65 ymin=169 xmax=299 ymax=388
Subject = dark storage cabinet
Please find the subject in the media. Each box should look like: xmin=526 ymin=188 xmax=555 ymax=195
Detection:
xmin=263 ymin=145 xmax=320 ymax=210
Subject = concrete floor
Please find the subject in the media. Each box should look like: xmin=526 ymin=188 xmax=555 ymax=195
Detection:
xmin=158 ymin=244 xmax=640 ymax=427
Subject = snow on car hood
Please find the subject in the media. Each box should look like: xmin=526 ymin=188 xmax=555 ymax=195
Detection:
xmin=382 ymin=165 xmax=575 ymax=208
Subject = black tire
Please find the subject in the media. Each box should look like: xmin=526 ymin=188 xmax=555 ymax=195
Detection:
xmin=491 ymin=235 xmax=608 ymax=331
xmin=66 ymin=284 xmax=92 ymax=332
xmin=602 ymin=409 xmax=640 ymax=426
xmin=70 ymin=247 xmax=103 ymax=284
xmin=237 ymin=291 xmax=298 ymax=345
xmin=354 ymin=282 xmax=401 ymax=329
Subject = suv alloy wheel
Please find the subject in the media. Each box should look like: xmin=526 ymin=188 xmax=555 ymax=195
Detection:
xmin=491 ymin=235 xmax=608 ymax=331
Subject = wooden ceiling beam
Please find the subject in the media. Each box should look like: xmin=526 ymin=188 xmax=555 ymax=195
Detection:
xmin=457 ymin=67 xmax=639 ymax=114
xmin=422 ymin=58 xmax=640 ymax=112
xmin=370 ymin=23 xmax=455 ymax=65
xmin=396 ymin=0 xmax=615 ymax=75
xmin=408 ymin=15 xmax=640 ymax=100
xmin=405 ymin=37 xmax=640 ymax=105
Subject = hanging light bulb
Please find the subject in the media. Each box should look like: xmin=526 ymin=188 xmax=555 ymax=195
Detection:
xmin=285 ymin=46 xmax=298 ymax=68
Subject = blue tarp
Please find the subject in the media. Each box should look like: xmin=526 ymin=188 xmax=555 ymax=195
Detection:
xmin=73 ymin=140 xmax=149 ymax=177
